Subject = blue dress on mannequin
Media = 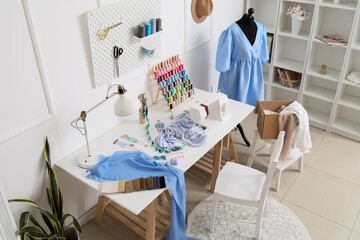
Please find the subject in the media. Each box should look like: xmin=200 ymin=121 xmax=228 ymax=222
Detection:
xmin=216 ymin=21 xmax=269 ymax=106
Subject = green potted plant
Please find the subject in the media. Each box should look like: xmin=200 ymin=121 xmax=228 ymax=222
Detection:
xmin=9 ymin=138 xmax=82 ymax=240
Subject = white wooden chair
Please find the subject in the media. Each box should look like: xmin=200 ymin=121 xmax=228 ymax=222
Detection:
xmin=209 ymin=131 xmax=285 ymax=240
xmin=247 ymin=130 xmax=303 ymax=192
xmin=0 ymin=181 xmax=19 ymax=240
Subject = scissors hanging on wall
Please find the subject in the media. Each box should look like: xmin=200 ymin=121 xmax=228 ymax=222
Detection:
xmin=113 ymin=46 xmax=123 ymax=78
xmin=97 ymin=21 xmax=123 ymax=40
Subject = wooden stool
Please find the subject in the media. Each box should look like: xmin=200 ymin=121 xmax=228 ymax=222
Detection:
xmin=247 ymin=130 xmax=303 ymax=192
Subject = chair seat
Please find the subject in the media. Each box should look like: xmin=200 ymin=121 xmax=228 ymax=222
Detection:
xmin=214 ymin=162 xmax=266 ymax=202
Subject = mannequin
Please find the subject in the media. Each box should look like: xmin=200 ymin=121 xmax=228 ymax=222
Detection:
xmin=235 ymin=8 xmax=257 ymax=146
xmin=236 ymin=8 xmax=257 ymax=46
xmin=216 ymin=7 xmax=269 ymax=147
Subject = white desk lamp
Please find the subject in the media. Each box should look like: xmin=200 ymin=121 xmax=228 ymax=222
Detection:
xmin=71 ymin=84 xmax=140 ymax=169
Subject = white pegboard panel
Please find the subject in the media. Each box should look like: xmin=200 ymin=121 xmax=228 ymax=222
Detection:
xmin=87 ymin=0 xmax=161 ymax=88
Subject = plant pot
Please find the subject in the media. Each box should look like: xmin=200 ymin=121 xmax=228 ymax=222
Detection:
xmin=291 ymin=18 xmax=303 ymax=35
xmin=65 ymin=227 xmax=80 ymax=240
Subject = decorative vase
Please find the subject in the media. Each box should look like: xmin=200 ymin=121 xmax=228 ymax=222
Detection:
xmin=291 ymin=18 xmax=303 ymax=35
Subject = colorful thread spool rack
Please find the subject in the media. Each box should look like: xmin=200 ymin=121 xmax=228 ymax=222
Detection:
xmin=151 ymin=55 xmax=195 ymax=112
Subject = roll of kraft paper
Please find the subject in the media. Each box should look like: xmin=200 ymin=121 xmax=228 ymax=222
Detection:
xmin=137 ymin=24 xmax=145 ymax=38
xmin=150 ymin=18 xmax=156 ymax=34
xmin=145 ymin=22 xmax=151 ymax=36
xmin=156 ymin=18 xmax=162 ymax=32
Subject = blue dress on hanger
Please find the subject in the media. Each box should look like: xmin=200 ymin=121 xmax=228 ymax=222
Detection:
xmin=216 ymin=21 xmax=269 ymax=106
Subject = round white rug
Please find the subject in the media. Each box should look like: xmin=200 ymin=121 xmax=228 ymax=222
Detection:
xmin=186 ymin=196 xmax=311 ymax=240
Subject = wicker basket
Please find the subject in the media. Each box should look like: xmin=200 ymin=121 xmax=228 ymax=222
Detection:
xmin=279 ymin=76 xmax=300 ymax=88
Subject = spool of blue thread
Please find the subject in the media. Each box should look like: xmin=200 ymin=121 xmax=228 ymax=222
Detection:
xmin=145 ymin=22 xmax=152 ymax=36
xmin=150 ymin=18 xmax=156 ymax=34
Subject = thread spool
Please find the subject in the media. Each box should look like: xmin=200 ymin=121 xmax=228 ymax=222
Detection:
xmin=156 ymin=18 xmax=162 ymax=32
xmin=150 ymin=18 xmax=156 ymax=34
xmin=145 ymin=22 xmax=151 ymax=36
xmin=137 ymin=24 xmax=145 ymax=38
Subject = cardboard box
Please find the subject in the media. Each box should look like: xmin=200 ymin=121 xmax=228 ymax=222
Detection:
xmin=255 ymin=100 xmax=294 ymax=139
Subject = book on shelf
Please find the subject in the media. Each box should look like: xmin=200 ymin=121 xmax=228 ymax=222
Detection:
xmin=316 ymin=34 xmax=348 ymax=46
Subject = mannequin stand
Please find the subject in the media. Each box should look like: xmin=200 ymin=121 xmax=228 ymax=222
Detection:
xmin=237 ymin=123 xmax=250 ymax=147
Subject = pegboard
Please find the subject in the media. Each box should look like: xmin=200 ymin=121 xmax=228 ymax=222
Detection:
xmin=87 ymin=0 xmax=161 ymax=88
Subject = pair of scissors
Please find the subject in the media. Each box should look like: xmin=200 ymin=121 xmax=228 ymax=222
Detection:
xmin=113 ymin=46 xmax=123 ymax=78
xmin=97 ymin=22 xmax=123 ymax=40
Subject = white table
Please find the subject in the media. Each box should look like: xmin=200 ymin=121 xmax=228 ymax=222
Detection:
xmin=56 ymin=88 xmax=254 ymax=239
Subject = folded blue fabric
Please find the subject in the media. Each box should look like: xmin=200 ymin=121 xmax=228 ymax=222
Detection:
xmin=155 ymin=110 xmax=207 ymax=150
xmin=87 ymin=151 xmax=197 ymax=240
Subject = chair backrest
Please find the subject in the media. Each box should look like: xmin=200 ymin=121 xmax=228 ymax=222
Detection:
xmin=0 ymin=181 xmax=19 ymax=240
xmin=259 ymin=131 xmax=285 ymax=202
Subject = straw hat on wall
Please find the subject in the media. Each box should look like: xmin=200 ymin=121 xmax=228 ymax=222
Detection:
xmin=191 ymin=0 xmax=214 ymax=23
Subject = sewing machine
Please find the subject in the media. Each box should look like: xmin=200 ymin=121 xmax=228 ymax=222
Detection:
xmin=190 ymin=92 xmax=231 ymax=123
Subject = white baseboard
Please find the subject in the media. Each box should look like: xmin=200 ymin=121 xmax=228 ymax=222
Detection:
xmin=67 ymin=206 xmax=97 ymax=227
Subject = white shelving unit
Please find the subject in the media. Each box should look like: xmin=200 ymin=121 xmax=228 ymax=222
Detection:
xmin=270 ymin=0 xmax=316 ymax=104
xmin=246 ymin=0 xmax=360 ymax=141
xmin=329 ymin=0 xmax=360 ymax=139
xmin=299 ymin=2 xmax=357 ymax=130
xmin=331 ymin=49 xmax=360 ymax=138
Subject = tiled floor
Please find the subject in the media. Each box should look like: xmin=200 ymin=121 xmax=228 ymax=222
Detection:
xmin=81 ymin=113 xmax=360 ymax=240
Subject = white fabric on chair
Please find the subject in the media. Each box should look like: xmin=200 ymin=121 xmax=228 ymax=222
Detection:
xmin=280 ymin=101 xmax=312 ymax=154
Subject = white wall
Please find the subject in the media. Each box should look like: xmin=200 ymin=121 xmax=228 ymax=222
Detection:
xmin=0 ymin=0 xmax=244 ymax=222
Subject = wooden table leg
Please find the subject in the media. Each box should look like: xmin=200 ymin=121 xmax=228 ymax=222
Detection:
xmin=210 ymin=139 xmax=223 ymax=193
xmin=157 ymin=193 xmax=164 ymax=207
xmin=146 ymin=199 xmax=156 ymax=240
xmin=163 ymin=189 xmax=172 ymax=205
xmin=228 ymin=133 xmax=238 ymax=163
xmin=94 ymin=195 xmax=107 ymax=225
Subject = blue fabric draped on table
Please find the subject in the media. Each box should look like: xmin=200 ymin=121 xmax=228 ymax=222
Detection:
xmin=87 ymin=151 xmax=197 ymax=240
